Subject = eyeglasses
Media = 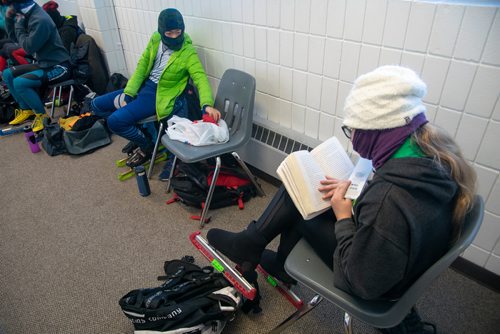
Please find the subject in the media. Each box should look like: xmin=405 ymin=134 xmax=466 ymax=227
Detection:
xmin=341 ymin=125 xmax=352 ymax=139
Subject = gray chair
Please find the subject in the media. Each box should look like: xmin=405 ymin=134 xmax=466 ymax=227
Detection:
xmin=159 ymin=68 xmax=265 ymax=227
xmin=136 ymin=115 xmax=164 ymax=179
xmin=270 ymin=195 xmax=484 ymax=334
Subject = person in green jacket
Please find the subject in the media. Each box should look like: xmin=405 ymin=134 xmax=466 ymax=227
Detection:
xmin=91 ymin=8 xmax=220 ymax=177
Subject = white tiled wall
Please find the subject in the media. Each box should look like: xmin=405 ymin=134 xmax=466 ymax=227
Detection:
xmin=52 ymin=0 xmax=500 ymax=275
xmin=42 ymin=0 xmax=127 ymax=74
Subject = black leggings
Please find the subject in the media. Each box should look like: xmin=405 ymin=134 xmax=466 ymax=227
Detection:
xmin=257 ymin=186 xmax=337 ymax=269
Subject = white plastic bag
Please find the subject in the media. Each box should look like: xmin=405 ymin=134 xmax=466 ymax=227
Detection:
xmin=166 ymin=115 xmax=229 ymax=146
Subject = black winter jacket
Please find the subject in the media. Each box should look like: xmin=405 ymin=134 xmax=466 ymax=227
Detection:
xmin=333 ymin=157 xmax=457 ymax=300
xmin=58 ymin=15 xmax=82 ymax=52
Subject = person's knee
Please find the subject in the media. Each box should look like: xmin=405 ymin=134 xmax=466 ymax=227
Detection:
xmin=2 ymin=68 xmax=12 ymax=81
xmin=91 ymin=98 xmax=106 ymax=118
xmin=12 ymin=77 xmax=25 ymax=91
xmin=107 ymin=112 xmax=130 ymax=134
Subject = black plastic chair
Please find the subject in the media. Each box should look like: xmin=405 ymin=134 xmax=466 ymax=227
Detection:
xmin=48 ymin=79 xmax=77 ymax=118
xmin=270 ymin=195 xmax=484 ymax=333
xmin=159 ymin=68 xmax=265 ymax=227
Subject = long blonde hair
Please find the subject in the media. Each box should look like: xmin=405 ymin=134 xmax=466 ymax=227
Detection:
xmin=412 ymin=124 xmax=477 ymax=241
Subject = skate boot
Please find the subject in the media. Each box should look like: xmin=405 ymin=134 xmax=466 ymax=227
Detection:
xmin=122 ymin=141 xmax=139 ymax=155
xmin=207 ymin=221 xmax=268 ymax=273
xmin=126 ymin=147 xmax=152 ymax=168
xmin=260 ymin=249 xmax=297 ymax=285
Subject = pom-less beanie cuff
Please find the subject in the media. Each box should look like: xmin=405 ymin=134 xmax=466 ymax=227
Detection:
xmin=343 ymin=65 xmax=427 ymax=130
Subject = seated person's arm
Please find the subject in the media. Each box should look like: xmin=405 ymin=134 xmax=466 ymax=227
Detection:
xmin=14 ymin=16 xmax=51 ymax=56
xmin=4 ymin=7 xmax=17 ymax=42
xmin=123 ymin=34 xmax=155 ymax=98
xmin=186 ymin=52 xmax=221 ymax=122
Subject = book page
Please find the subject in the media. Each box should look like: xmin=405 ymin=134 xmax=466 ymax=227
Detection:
xmin=288 ymin=152 xmax=332 ymax=212
xmin=276 ymin=137 xmax=361 ymax=220
xmin=276 ymin=150 xmax=331 ymax=219
xmin=310 ymin=137 xmax=354 ymax=180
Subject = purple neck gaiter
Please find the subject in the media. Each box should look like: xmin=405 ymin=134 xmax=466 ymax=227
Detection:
xmin=352 ymin=113 xmax=428 ymax=169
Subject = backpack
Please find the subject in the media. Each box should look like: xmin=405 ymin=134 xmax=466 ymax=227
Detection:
xmin=0 ymin=99 xmax=16 ymax=124
xmin=119 ymin=256 xmax=241 ymax=333
xmin=167 ymin=158 xmax=257 ymax=212
xmin=182 ymin=83 xmax=202 ymax=121
xmin=106 ymin=73 xmax=128 ymax=93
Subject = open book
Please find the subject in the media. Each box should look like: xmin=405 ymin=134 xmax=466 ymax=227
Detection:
xmin=276 ymin=136 xmax=373 ymax=220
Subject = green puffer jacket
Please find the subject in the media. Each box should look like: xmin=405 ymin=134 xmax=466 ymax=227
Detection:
xmin=124 ymin=32 xmax=214 ymax=120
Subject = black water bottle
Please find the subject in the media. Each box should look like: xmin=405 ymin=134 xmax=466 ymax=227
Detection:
xmin=134 ymin=166 xmax=151 ymax=196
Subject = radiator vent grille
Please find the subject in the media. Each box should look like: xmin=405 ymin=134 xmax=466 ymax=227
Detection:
xmin=251 ymin=124 xmax=312 ymax=154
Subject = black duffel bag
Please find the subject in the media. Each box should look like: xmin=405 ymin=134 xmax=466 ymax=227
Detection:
xmin=63 ymin=118 xmax=111 ymax=155
xmin=41 ymin=119 xmax=67 ymax=156
xmin=41 ymin=118 xmax=111 ymax=156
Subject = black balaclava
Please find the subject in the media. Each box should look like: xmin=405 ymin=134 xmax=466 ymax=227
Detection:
xmin=158 ymin=8 xmax=185 ymax=51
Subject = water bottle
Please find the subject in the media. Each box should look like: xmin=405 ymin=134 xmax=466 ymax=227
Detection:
xmin=134 ymin=165 xmax=151 ymax=196
xmin=23 ymin=126 xmax=41 ymax=153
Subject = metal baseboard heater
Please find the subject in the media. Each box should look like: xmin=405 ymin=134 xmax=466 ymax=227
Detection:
xmin=237 ymin=123 xmax=313 ymax=180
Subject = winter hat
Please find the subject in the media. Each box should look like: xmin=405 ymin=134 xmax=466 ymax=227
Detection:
xmin=158 ymin=8 xmax=185 ymax=50
xmin=9 ymin=0 xmax=35 ymax=12
xmin=343 ymin=66 xmax=427 ymax=130
xmin=42 ymin=1 xmax=64 ymax=27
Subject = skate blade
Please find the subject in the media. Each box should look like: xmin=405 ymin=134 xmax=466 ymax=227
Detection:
xmin=256 ymin=265 xmax=304 ymax=309
xmin=0 ymin=123 xmax=33 ymax=136
xmin=190 ymin=231 xmax=257 ymax=300
xmin=117 ymin=152 xmax=168 ymax=181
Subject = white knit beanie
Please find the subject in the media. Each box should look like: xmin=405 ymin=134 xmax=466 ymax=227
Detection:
xmin=343 ymin=66 xmax=427 ymax=130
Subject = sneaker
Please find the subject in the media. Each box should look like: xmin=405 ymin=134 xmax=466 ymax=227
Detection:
xmin=126 ymin=148 xmax=152 ymax=168
xmin=8 ymin=109 xmax=35 ymax=125
xmin=31 ymin=114 xmax=49 ymax=132
xmin=158 ymin=154 xmax=175 ymax=181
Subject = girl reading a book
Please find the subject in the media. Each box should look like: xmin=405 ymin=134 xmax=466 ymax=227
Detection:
xmin=207 ymin=65 xmax=476 ymax=332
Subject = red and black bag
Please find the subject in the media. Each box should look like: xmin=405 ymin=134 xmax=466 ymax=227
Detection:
xmin=168 ymin=158 xmax=257 ymax=210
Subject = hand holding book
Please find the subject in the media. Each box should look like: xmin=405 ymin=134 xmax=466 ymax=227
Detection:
xmin=276 ymin=136 xmax=373 ymax=220
xmin=328 ymin=179 xmax=354 ymax=220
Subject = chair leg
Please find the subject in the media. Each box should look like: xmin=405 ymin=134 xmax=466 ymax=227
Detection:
xmin=57 ymin=86 xmax=62 ymax=107
xmin=344 ymin=312 xmax=353 ymax=334
xmin=147 ymin=122 xmax=164 ymax=178
xmin=268 ymin=294 xmax=323 ymax=334
xmin=66 ymin=85 xmax=74 ymax=116
xmin=50 ymin=86 xmax=57 ymax=118
xmin=199 ymin=156 xmax=221 ymax=228
xmin=231 ymin=152 xmax=266 ymax=197
xmin=165 ymin=155 xmax=178 ymax=193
